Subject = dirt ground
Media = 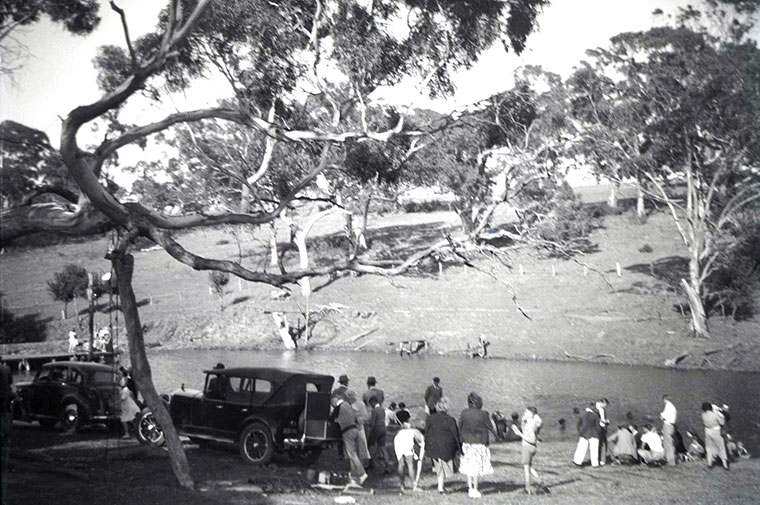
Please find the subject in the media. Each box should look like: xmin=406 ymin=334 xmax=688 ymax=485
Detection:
xmin=5 ymin=419 xmax=760 ymax=505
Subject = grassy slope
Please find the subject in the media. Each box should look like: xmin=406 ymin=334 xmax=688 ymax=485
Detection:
xmin=1 ymin=186 xmax=758 ymax=370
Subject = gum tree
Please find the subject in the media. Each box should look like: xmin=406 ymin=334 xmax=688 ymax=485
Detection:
xmin=0 ymin=0 xmax=548 ymax=488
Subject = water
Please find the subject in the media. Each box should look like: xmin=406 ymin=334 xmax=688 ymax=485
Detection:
xmin=145 ymin=349 xmax=760 ymax=454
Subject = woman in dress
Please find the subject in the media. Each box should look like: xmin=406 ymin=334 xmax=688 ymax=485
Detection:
xmin=424 ymin=397 xmax=460 ymax=494
xmin=119 ymin=376 xmax=141 ymax=439
xmin=458 ymin=392 xmax=497 ymax=498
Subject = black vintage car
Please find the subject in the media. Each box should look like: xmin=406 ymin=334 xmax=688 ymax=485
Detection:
xmin=13 ymin=361 xmax=121 ymax=432
xmin=137 ymin=367 xmax=341 ymax=465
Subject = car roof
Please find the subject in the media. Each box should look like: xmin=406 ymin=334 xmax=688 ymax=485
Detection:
xmin=202 ymin=366 xmax=332 ymax=383
xmin=41 ymin=361 xmax=117 ymax=373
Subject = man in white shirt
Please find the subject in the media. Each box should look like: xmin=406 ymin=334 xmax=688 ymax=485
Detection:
xmin=659 ymin=395 xmax=678 ymax=465
xmin=637 ymin=424 xmax=666 ymax=465
xmin=596 ymin=399 xmax=610 ymax=465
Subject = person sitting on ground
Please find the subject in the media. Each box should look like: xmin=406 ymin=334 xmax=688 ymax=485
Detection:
xmin=637 ymin=424 xmax=666 ymax=465
xmin=684 ymin=429 xmax=705 ymax=460
xmin=362 ymin=376 xmax=385 ymax=407
xmin=385 ymin=402 xmax=400 ymax=426
xmin=394 ymin=409 xmax=424 ymax=492
xmin=609 ymin=424 xmax=638 ymax=465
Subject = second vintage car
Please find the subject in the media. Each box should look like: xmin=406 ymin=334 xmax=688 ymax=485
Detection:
xmin=13 ymin=361 xmax=121 ymax=432
xmin=136 ymin=366 xmax=341 ymax=464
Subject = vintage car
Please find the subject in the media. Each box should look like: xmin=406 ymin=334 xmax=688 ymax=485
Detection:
xmin=136 ymin=367 xmax=341 ymax=465
xmin=13 ymin=361 xmax=121 ymax=432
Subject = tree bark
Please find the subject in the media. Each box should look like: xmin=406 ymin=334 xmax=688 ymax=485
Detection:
xmin=683 ymin=248 xmax=710 ymax=338
xmin=111 ymin=253 xmax=195 ymax=489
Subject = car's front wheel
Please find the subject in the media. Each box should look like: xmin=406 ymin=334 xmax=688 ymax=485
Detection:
xmin=135 ymin=409 xmax=165 ymax=447
xmin=59 ymin=402 xmax=82 ymax=434
xmin=239 ymin=422 xmax=274 ymax=465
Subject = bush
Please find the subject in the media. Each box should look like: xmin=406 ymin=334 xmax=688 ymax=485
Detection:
xmin=208 ymin=271 xmax=230 ymax=311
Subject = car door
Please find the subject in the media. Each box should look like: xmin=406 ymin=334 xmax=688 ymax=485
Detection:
xmin=218 ymin=377 xmax=254 ymax=436
xmin=27 ymin=366 xmax=52 ymax=416
xmin=199 ymin=372 xmax=236 ymax=437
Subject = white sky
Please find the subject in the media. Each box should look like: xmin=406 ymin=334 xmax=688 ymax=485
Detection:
xmin=0 ymin=0 xmax=735 ymax=152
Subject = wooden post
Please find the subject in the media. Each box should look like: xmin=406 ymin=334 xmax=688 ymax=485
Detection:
xmin=616 ymin=262 xmax=622 ymax=277
xmin=583 ymin=265 xmax=588 ymax=276
xmin=551 ymin=265 xmax=557 ymax=277
xmin=519 ymin=264 xmax=524 ymax=275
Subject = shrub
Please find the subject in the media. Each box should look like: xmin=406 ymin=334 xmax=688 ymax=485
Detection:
xmin=208 ymin=271 xmax=230 ymax=311
xmin=639 ymin=244 xmax=653 ymax=253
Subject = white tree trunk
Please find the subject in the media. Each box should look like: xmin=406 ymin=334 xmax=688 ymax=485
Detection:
xmin=272 ymin=312 xmax=296 ymax=349
xmin=635 ymin=179 xmax=646 ymax=220
xmin=607 ymin=181 xmax=620 ymax=209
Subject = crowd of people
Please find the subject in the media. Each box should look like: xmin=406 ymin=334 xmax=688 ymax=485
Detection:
xmin=329 ymin=375 xmax=750 ymax=497
xmin=329 ymin=374 xmax=545 ymax=496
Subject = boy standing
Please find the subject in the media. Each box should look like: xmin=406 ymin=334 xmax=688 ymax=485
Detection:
xmin=511 ymin=407 xmax=544 ymax=494
xmin=393 ymin=410 xmax=424 ymax=492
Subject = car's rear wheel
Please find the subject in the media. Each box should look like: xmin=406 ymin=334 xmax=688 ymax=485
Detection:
xmin=239 ymin=422 xmax=274 ymax=465
xmin=135 ymin=409 xmax=165 ymax=447
xmin=59 ymin=402 xmax=82 ymax=434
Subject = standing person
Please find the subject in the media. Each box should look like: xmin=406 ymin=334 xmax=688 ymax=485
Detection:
xmin=68 ymin=330 xmax=79 ymax=354
xmin=637 ymin=424 xmax=666 ymax=465
xmin=424 ymin=377 xmax=443 ymax=414
xmin=596 ymin=399 xmax=610 ymax=465
xmin=701 ymin=402 xmax=729 ymax=470
xmin=511 ymin=407 xmax=544 ymax=495
xmin=362 ymin=376 xmax=385 ymax=407
xmin=424 ymin=397 xmax=460 ymax=494
xmin=659 ymin=395 xmax=678 ymax=466
xmin=459 ymin=392 xmax=496 ymax=499
xmin=330 ymin=396 xmax=369 ymax=486
xmin=573 ymin=402 xmax=600 ymax=467
xmin=393 ymin=410 xmax=424 ymax=492
xmin=345 ymin=390 xmax=371 ymax=465
xmin=118 ymin=376 xmax=140 ymax=439
xmin=332 ymin=374 xmax=351 ymax=402
xmin=367 ymin=397 xmax=389 ymax=473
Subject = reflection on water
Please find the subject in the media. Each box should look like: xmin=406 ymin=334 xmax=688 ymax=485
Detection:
xmin=148 ymin=349 xmax=760 ymax=454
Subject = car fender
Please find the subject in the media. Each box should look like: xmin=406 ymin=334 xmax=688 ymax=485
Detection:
xmin=238 ymin=414 xmax=278 ymax=440
xmin=59 ymin=394 xmax=90 ymax=419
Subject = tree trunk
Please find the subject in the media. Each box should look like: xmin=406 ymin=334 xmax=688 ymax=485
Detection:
xmin=682 ymin=241 xmax=710 ymax=338
xmin=607 ymin=181 xmax=620 ymax=209
xmin=111 ymin=253 xmax=195 ymax=489
xmin=635 ymin=178 xmax=646 ymax=220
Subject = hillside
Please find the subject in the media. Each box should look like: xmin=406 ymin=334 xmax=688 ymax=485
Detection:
xmin=1 ymin=189 xmax=758 ymax=371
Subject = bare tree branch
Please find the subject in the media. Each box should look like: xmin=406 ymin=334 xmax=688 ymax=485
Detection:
xmin=110 ymin=1 xmax=137 ymax=67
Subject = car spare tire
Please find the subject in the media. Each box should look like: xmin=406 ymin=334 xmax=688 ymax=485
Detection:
xmin=239 ymin=422 xmax=274 ymax=465
xmin=135 ymin=409 xmax=165 ymax=447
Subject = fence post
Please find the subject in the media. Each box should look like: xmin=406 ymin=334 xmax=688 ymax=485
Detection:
xmin=583 ymin=265 xmax=588 ymax=277
xmin=551 ymin=265 xmax=557 ymax=277
xmin=519 ymin=264 xmax=524 ymax=275
xmin=616 ymin=262 xmax=622 ymax=277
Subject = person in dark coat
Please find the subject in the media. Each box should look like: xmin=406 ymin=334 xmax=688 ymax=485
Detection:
xmin=573 ymin=402 xmax=601 ymax=467
xmin=424 ymin=377 xmax=443 ymax=414
xmin=424 ymin=397 xmax=461 ymax=494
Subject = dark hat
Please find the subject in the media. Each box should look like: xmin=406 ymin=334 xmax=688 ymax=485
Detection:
xmin=214 ymin=362 xmax=225 ymax=369
xmin=367 ymin=376 xmax=376 ymax=385
xmin=396 ymin=410 xmax=411 ymax=423
xmin=338 ymin=374 xmax=349 ymax=385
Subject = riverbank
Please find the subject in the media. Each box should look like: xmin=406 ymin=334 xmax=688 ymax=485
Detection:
xmin=2 ymin=209 xmax=759 ymax=372
xmin=7 ymin=421 xmax=759 ymax=505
